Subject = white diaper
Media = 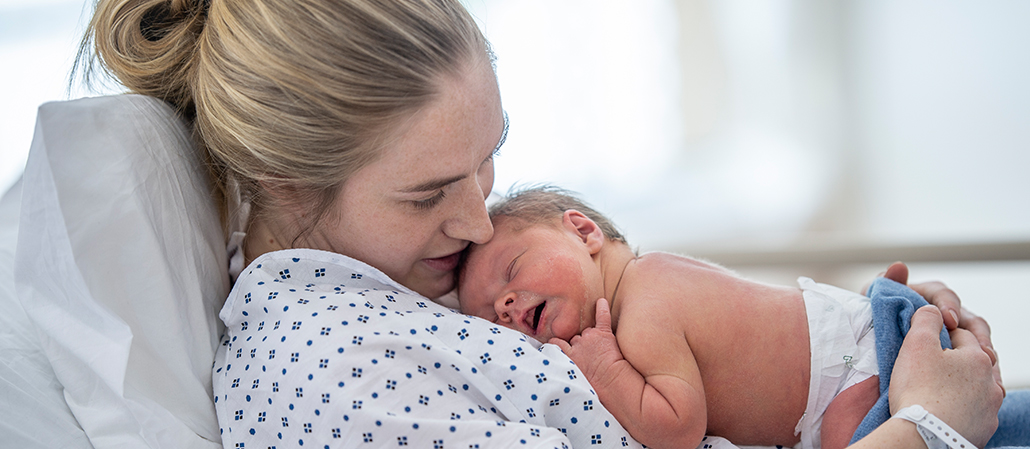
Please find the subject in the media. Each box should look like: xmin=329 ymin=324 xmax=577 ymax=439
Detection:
xmin=794 ymin=277 xmax=879 ymax=449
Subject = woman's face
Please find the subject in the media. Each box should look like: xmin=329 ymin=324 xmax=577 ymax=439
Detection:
xmin=303 ymin=58 xmax=505 ymax=299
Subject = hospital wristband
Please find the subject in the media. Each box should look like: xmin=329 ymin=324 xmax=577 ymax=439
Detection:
xmin=891 ymin=404 xmax=977 ymax=449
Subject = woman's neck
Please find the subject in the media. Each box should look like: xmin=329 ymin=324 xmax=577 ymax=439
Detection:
xmin=243 ymin=217 xmax=288 ymax=266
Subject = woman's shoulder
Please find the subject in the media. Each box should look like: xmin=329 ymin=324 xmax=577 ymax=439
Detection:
xmin=240 ymin=249 xmax=416 ymax=293
xmin=220 ymin=248 xmax=427 ymax=323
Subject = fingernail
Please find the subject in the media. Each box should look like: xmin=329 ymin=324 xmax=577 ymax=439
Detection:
xmin=949 ymin=310 xmax=959 ymax=326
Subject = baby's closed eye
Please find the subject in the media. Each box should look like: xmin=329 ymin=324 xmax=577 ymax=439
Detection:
xmin=506 ymin=256 xmax=519 ymax=281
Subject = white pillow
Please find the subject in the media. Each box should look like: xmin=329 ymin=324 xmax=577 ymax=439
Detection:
xmin=15 ymin=95 xmax=227 ymax=448
xmin=0 ymin=178 xmax=95 ymax=449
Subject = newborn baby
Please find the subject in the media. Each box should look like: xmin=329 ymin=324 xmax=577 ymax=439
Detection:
xmin=458 ymin=186 xmax=881 ymax=449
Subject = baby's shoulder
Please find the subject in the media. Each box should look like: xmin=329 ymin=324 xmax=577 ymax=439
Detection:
xmin=619 ymin=251 xmax=730 ymax=307
xmin=617 ymin=252 xmax=695 ymax=304
xmin=632 ymin=251 xmax=708 ymax=279
xmin=613 ymin=254 xmax=696 ymax=340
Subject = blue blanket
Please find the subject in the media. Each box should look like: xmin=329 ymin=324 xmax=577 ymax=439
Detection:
xmin=850 ymin=277 xmax=952 ymax=444
xmin=849 ymin=278 xmax=1030 ymax=448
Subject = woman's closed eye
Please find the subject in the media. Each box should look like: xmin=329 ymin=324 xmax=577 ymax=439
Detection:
xmin=412 ymin=190 xmax=447 ymax=211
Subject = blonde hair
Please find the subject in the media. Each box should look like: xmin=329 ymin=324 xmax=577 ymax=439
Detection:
xmin=490 ymin=185 xmax=627 ymax=244
xmin=76 ymin=0 xmax=491 ymax=233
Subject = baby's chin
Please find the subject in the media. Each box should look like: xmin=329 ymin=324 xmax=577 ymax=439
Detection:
xmin=536 ymin=327 xmax=562 ymax=343
xmin=544 ymin=335 xmax=566 ymax=345
xmin=549 ymin=324 xmax=585 ymax=343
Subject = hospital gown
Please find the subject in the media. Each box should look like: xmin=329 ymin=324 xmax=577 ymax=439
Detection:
xmin=213 ymin=248 xmax=739 ymax=448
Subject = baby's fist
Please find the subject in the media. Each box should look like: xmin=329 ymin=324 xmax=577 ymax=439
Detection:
xmin=550 ymin=299 xmax=624 ymax=383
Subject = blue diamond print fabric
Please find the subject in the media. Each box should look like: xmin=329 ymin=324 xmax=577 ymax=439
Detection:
xmin=213 ymin=248 xmax=741 ymax=449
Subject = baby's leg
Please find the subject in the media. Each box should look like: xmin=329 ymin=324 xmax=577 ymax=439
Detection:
xmin=820 ymin=376 xmax=880 ymax=449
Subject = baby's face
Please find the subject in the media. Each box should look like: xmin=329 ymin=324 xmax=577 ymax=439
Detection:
xmin=458 ymin=219 xmax=604 ymax=342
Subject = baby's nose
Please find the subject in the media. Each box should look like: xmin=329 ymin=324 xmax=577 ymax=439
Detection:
xmin=494 ymin=296 xmax=515 ymax=323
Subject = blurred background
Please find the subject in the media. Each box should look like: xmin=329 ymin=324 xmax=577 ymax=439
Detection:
xmin=2 ymin=0 xmax=1027 ymax=387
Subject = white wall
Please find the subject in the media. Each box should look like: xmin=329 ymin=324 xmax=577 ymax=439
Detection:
xmin=0 ymin=0 xmax=106 ymax=194
xmin=849 ymin=0 xmax=1030 ymax=244
xmin=469 ymin=0 xmax=1030 ymax=249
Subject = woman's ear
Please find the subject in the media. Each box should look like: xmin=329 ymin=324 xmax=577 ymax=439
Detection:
xmin=563 ymin=210 xmax=605 ymax=255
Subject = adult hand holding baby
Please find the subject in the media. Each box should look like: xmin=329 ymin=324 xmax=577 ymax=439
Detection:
xmin=879 ymin=261 xmax=1004 ymax=395
xmin=889 ymin=305 xmax=1004 ymax=448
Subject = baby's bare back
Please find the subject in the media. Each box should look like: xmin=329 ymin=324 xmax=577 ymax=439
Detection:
xmin=611 ymin=253 xmax=811 ymax=446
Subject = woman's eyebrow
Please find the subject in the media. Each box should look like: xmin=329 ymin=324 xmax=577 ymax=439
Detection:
xmin=400 ymin=174 xmax=467 ymax=193
xmin=403 ymin=112 xmax=505 ymax=194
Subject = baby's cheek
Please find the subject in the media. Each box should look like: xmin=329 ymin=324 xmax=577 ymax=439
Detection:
xmin=549 ymin=304 xmax=586 ymax=342
xmin=542 ymin=254 xmax=583 ymax=288
xmin=561 ymin=269 xmax=593 ymax=332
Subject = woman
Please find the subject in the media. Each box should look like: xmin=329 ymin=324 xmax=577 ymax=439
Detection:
xmin=79 ymin=0 xmax=1013 ymax=447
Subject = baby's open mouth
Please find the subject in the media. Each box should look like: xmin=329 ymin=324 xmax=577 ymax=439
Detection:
xmin=531 ymin=302 xmax=545 ymax=333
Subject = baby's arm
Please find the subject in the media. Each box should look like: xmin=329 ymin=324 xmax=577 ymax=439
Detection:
xmin=549 ymin=298 xmax=707 ymax=449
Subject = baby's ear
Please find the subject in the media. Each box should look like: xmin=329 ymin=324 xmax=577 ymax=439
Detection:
xmin=563 ymin=210 xmax=604 ymax=255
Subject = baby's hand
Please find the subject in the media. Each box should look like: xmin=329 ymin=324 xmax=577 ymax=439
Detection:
xmin=550 ymin=298 xmax=626 ymax=387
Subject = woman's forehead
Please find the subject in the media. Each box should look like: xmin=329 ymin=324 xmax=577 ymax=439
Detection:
xmin=367 ymin=63 xmax=503 ymax=189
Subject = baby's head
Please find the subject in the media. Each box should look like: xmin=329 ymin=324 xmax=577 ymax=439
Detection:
xmin=458 ymin=186 xmax=625 ymax=342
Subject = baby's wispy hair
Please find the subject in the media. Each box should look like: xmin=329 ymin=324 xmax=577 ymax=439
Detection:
xmin=489 ymin=184 xmax=627 ymax=244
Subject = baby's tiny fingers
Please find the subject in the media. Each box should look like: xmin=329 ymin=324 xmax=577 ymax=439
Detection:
xmin=594 ymin=298 xmax=613 ymax=332
xmin=549 ymin=338 xmax=571 ymax=353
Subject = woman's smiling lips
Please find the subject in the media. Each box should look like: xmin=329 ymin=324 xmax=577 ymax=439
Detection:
xmin=422 ymin=251 xmax=463 ymax=272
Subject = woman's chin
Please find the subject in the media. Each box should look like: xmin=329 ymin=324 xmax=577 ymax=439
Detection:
xmin=405 ymin=270 xmax=455 ymax=300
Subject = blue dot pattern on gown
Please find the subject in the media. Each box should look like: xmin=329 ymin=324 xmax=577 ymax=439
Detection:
xmin=213 ymin=248 xmax=742 ymax=449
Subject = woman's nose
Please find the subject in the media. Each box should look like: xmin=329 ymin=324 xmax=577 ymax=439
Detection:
xmin=443 ymin=180 xmax=493 ymax=244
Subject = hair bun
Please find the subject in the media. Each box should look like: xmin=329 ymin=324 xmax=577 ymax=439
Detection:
xmin=141 ymin=0 xmax=207 ymax=42
xmin=77 ymin=0 xmax=209 ymax=116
